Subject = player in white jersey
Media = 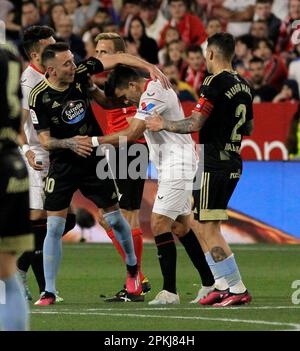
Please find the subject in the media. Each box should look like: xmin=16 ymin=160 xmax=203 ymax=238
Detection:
xmin=17 ymin=26 xmax=75 ymax=302
xmin=88 ymin=65 xmax=215 ymax=304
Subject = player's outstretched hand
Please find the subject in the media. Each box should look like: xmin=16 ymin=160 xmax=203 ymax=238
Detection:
xmin=25 ymin=149 xmax=44 ymax=171
xmin=68 ymin=136 xmax=93 ymax=158
xmin=145 ymin=112 xmax=164 ymax=132
xmin=148 ymin=65 xmax=172 ymax=89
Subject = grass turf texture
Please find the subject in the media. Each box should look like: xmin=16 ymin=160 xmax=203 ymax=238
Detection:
xmin=29 ymin=243 xmax=300 ymax=331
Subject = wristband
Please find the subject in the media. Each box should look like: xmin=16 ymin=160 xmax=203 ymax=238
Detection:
xmin=88 ymin=84 xmax=97 ymax=92
xmin=92 ymin=136 xmax=100 ymax=147
xmin=22 ymin=144 xmax=30 ymax=154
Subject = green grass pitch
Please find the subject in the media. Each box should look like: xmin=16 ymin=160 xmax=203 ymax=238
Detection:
xmin=28 ymin=243 xmax=300 ymax=331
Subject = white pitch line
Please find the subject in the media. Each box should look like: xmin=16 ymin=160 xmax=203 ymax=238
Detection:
xmin=30 ymin=310 xmax=300 ymax=331
xmin=32 ymin=305 xmax=300 ymax=312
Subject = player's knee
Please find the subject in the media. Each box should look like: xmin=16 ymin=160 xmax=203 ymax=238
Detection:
xmin=171 ymin=221 xmax=189 ymax=238
xmin=46 ymin=216 xmax=66 ymax=239
xmin=151 ymin=215 xmax=172 ymax=235
xmin=0 ymin=253 xmax=16 ymax=279
xmin=103 ymin=209 xmax=124 ymax=230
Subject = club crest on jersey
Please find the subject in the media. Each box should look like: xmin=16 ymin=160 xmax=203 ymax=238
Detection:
xmin=138 ymin=102 xmax=156 ymax=115
xmin=62 ymin=100 xmax=86 ymax=124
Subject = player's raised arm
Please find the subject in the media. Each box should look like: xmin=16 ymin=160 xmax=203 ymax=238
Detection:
xmin=97 ymin=53 xmax=171 ymax=89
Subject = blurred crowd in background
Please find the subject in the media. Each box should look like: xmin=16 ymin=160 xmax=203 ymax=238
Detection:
xmin=1 ymin=0 xmax=300 ymax=105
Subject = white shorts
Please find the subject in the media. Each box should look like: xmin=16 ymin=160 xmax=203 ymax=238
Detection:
xmin=152 ymin=180 xmax=193 ymax=221
xmin=23 ymin=153 xmax=49 ymax=210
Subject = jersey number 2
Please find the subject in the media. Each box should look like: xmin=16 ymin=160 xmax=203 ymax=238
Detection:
xmin=231 ymin=104 xmax=246 ymax=142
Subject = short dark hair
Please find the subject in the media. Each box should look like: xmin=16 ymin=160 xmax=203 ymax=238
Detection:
xmin=236 ymin=34 xmax=254 ymax=50
xmin=41 ymin=42 xmax=70 ymax=66
xmin=186 ymin=45 xmax=202 ymax=56
xmin=207 ymin=32 xmax=236 ymax=60
xmin=22 ymin=25 xmax=54 ymax=59
xmin=22 ymin=0 xmax=38 ymax=9
xmin=253 ymin=38 xmax=275 ymax=53
xmin=106 ymin=65 xmax=142 ymax=95
xmin=256 ymin=0 xmax=273 ymax=4
xmin=249 ymin=56 xmax=264 ymax=65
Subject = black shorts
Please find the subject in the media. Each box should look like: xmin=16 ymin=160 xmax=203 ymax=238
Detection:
xmin=108 ymin=143 xmax=148 ymax=211
xmin=193 ymin=150 xmax=242 ymax=221
xmin=44 ymin=157 xmax=119 ymax=211
xmin=0 ymin=147 xmax=33 ymax=252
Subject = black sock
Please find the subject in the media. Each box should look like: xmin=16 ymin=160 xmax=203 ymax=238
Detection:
xmin=17 ymin=251 xmax=33 ymax=272
xmin=63 ymin=213 xmax=76 ymax=236
xmin=179 ymin=230 xmax=215 ymax=287
xmin=155 ymin=232 xmax=177 ymax=294
xmin=126 ymin=264 xmax=138 ymax=277
xmin=31 ymin=219 xmax=47 ymax=293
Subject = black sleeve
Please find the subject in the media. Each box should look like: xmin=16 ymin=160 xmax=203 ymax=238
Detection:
xmin=28 ymin=93 xmax=50 ymax=132
xmin=0 ymin=48 xmax=22 ymax=134
xmin=199 ymin=77 xmax=220 ymax=106
xmin=75 ymin=57 xmax=104 ymax=83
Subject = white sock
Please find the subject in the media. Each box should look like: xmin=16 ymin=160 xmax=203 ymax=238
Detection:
xmin=215 ymin=277 xmax=229 ymax=291
xmin=229 ymin=280 xmax=247 ymax=294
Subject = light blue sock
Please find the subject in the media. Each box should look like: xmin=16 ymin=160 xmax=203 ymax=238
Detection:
xmin=43 ymin=216 xmax=66 ymax=294
xmin=0 ymin=274 xmax=29 ymax=331
xmin=104 ymin=210 xmax=137 ymax=266
xmin=205 ymin=252 xmax=242 ymax=287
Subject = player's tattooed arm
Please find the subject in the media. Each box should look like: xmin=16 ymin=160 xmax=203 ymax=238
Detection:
xmin=145 ymin=111 xmax=207 ymax=134
xmin=38 ymin=130 xmax=93 ymax=158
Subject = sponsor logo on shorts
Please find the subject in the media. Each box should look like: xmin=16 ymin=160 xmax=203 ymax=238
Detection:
xmin=62 ymin=100 xmax=86 ymax=124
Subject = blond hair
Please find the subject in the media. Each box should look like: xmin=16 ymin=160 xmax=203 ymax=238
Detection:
xmin=95 ymin=32 xmax=126 ymax=53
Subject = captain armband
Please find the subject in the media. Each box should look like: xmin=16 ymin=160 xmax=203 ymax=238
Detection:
xmin=192 ymin=97 xmax=214 ymax=118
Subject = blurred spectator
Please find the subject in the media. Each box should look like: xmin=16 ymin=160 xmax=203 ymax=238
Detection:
xmin=253 ymin=0 xmax=281 ymax=45
xmin=139 ymin=0 xmax=167 ymax=43
xmin=288 ymin=43 xmax=300 ymax=96
xmin=3 ymin=3 xmax=22 ymax=44
xmin=233 ymin=34 xmax=254 ymax=80
xmin=272 ymin=79 xmax=299 ymax=102
xmin=286 ymin=105 xmax=300 ymax=159
xmin=163 ymin=62 xmax=198 ymax=101
xmin=182 ymin=45 xmax=206 ymax=94
xmin=36 ymin=0 xmax=53 ymax=24
xmin=159 ymin=0 xmax=207 ymax=48
xmin=158 ymin=25 xmax=180 ymax=64
xmin=73 ymin=0 xmax=99 ymax=34
xmin=102 ymin=19 xmax=120 ymax=33
xmin=250 ymin=19 xmax=269 ymax=39
xmin=206 ymin=17 xmax=222 ymax=37
xmin=127 ymin=16 xmax=159 ymax=64
xmin=121 ymin=0 xmax=141 ymax=37
xmin=253 ymin=38 xmax=288 ymax=91
xmin=212 ymin=0 xmax=255 ymax=37
xmin=276 ymin=0 xmax=300 ymax=54
xmin=55 ymin=15 xmax=86 ymax=61
xmin=191 ymin=0 xmax=224 ymax=24
xmin=63 ymin=0 xmax=80 ymax=20
xmin=272 ymin=0 xmax=289 ymax=20
xmin=249 ymin=57 xmax=277 ymax=102
xmin=47 ymin=2 xmax=68 ymax=31
xmin=163 ymin=39 xmax=187 ymax=78
xmin=22 ymin=0 xmax=42 ymax=28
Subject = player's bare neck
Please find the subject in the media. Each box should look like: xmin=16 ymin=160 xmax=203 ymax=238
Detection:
xmin=212 ymin=62 xmax=234 ymax=76
xmin=47 ymin=76 xmax=69 ymax=91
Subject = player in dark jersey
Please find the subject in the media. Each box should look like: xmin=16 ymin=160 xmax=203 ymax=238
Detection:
xmin=146 ymin=32 xmax=253 ymax=306
xmin=29 ymin=42 xmax=169 ymax=306
xmin=0 ymin=46 xmax=33 ymax=330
